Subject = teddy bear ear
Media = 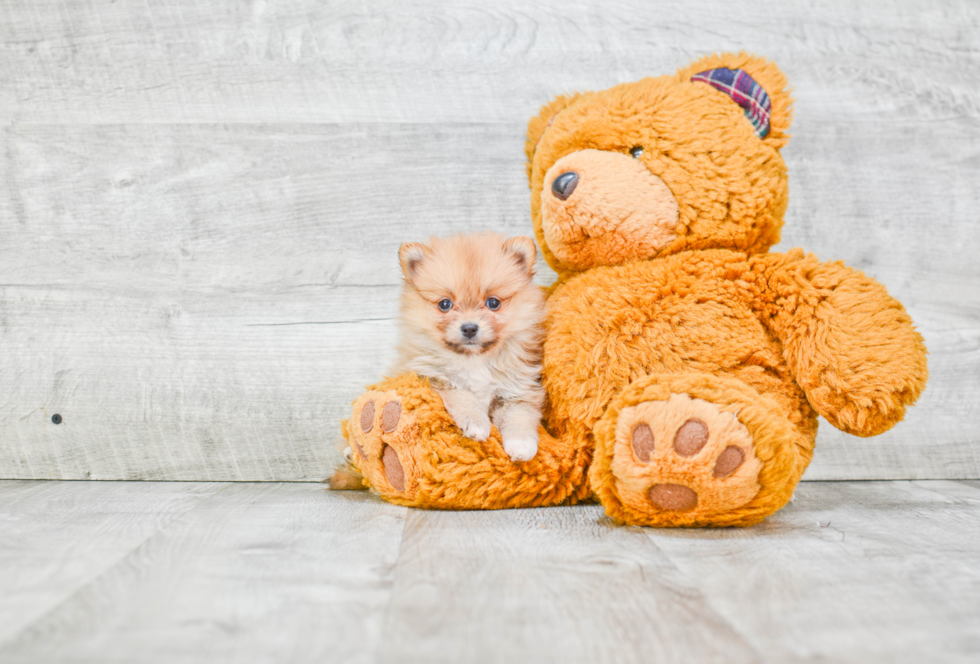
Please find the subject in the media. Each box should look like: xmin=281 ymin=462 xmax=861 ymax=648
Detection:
xmin=676 ymin=52 xmax=793 ymax=148
xmin=525 ymin=92 xmax=586 ymax=181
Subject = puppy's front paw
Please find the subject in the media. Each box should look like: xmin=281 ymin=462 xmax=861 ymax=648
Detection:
xmin=503 ymin=436 xmax=538 ymax=462
xmin=461 ymin=417 xmax=493 ymax=442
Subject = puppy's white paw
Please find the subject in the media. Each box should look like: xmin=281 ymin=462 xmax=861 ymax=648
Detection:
xmin=343 ymin=446 xmax=353 ymax=462
xmin=462 ymin=417 xmax=493 ymax=442
xmin=503 ymin=436 xmax=538 ymax=462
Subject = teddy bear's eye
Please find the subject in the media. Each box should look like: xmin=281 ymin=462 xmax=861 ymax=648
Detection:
xmin=438 ymin=298 xmax=453 ymax=312
xmin=630 ymin=146 xmax=644 ymax=158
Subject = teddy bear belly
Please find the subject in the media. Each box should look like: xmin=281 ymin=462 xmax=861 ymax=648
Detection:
xmin=542 ymin=254 xmax=814 ymax=440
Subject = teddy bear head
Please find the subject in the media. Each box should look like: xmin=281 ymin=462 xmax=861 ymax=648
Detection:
xmin=525 ymin=53 xmax=794 ymax=277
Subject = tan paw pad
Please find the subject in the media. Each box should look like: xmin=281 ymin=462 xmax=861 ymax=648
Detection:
xmin=381 ymin=400 xmax=402 ymax=433
xmin=673 ymin=418 xmax=708 ymax=457
xmin=351 ymin=392 xmax=408 ymax=460
xmin=713 ymin=446 xmax=745 ymax=478
xmin=360 ymin=400 xmax=375 ymax=433
xmin=648 ymin=484 xmax=698 ymax=512
xmin=383 ymin=445 xmax=406 ymax=491
xmin=613 ymin=393 xmax=763 ymax=517
xmin=631 ymin=423 xmax=656 ymax=462
xmin=349 ymin=390 xmax=418 ymax=496
xmin=351 ymin=399 xmax=373 ymax=459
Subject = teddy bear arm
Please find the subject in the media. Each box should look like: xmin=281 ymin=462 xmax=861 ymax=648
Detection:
xmin=757 ymin=253 xmax=928 ymax=437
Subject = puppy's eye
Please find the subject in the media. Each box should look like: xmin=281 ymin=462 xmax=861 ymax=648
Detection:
xmin=485 ymin=297 xmax=501 ymax=311
xmin=438 ymin=299 xmax=453 ymax=312
xmin=630 ymin=146 xmax=644 ymax=159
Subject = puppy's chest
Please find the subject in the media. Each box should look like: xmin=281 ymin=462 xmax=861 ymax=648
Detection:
xmin=442 ymin=362 xmax=502 ymax=400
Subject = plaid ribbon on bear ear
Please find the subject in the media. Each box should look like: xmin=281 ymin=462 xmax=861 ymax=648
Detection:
xmin=691 ymin=67 xmax=771 ymax=139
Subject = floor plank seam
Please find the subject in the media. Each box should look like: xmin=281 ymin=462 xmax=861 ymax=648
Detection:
xmin=373 ymin=505 xmax=413 ymax=664
xmin=637 ymin=528 xmax=767 ymax=664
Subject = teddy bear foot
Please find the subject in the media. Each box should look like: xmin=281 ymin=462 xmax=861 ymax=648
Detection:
xmin=613 ymin=393 xmax=763 ymax=516
xmin=344 ymin=374 xmax=595 ymax=510
xmin=347 ymin=387 xmax=422 ymax=501
xmin=590 ymin=373 xmax=808 ymax=527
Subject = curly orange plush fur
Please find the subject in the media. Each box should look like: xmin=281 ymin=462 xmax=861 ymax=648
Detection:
xmin=338 ymin=53 xmax=928 ymax=527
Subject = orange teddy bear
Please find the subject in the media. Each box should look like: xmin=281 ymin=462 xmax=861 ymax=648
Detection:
xmin=339 ymin=53 xmax=928 ymax=527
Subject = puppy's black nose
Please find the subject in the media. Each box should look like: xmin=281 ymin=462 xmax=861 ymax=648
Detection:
xmin=461 ymin=323 xmax=479 ymax=339
xmin=551 ymin=171 xmax=578 ymax=201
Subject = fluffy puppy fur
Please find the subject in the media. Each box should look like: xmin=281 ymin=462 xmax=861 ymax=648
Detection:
xmin=394 ymin=232 xmax=546 ymax=461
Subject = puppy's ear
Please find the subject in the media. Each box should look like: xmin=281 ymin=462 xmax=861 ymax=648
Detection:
xmin=502 ymin=236 xmax=537 ymax=278
xmin=399 ymin=242 xmax=432 ymax=283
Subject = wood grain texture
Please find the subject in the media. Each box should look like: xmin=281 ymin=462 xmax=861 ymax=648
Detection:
xmin=0 ymin=483 xmax=409 ymax=664
xmin=0 ymin=1 xmax=977 ymax=125
xmin=379 ymin=506 xmax=759 ymax=664
xmin=0 ymin=123 xmax=530 ymax=480
xmin=1 ymin=480 xmax=978 ymax=663
xmin=0 ymin=480 xmax=227 ymax=646
xmin=0 ymin=0 xmax=977 ymax=480
xmin=647 ymin=480 xmax=980 ymax=663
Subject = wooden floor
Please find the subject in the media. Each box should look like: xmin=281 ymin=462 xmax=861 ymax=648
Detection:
xmin=0 ymin=480 xmax=977 ymax=663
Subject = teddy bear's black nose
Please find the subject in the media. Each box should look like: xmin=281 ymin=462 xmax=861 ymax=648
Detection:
xmin=551 ymin=171 xmax=579 ymax=201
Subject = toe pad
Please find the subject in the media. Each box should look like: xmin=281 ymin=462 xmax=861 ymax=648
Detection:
xmin=383 ymin=445 xmax=405 ymax=491
xmin=649 ymin=484 xmax=698 ymax=511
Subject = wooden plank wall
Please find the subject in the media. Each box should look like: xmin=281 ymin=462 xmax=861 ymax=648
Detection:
xmin=1 ymin=0 xmax=978 ymax=481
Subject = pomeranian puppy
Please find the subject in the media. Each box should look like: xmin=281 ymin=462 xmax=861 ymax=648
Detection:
xmin=393 ymin=232 xmax=546 ymax=461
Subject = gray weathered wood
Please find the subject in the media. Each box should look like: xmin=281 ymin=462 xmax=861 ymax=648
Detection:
xmin=1 ymin=1 xmax=977 ymax=125
xmin=1 ymin=480 xmax=978 ymax=663
xmin=379 ymin=506 xmax=760 ymax=664
xmin=0 ymin=0 xmax=977 ymax=480
xmin=0 ymin=123 xmax=530 ymax=480
xmin=0 ymin=480 xmax=227 ymax=645
xmin=0 ymin=483 xmax=408 ymax=663
xmin=647 ymin=480 xmax=980 ymax=663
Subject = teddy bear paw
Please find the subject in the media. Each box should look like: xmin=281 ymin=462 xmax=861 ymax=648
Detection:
xmin=348 ymin=389 xmax=418 ymax=496
xmin=610 ymin=393 xmax=764 ymax=521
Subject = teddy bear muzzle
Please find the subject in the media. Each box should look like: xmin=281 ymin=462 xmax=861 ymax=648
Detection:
xmin=542 ymin=149 xmax=680 ymax=271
